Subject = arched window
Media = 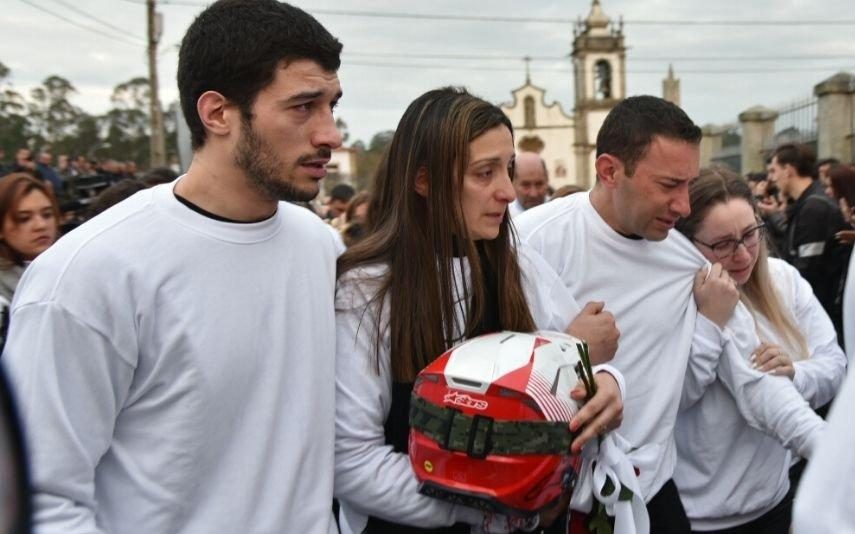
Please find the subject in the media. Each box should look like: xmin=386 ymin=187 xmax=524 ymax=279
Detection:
xmin=524 ymin=96 xmax=536 ymax=128
xmin=594 ymin=60 xmax=612 ymax=100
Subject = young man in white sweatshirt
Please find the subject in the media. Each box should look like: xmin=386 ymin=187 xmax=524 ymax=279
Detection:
xmin=515 ymin=96 xmax=823 ymax=533
xmin=2 ymin=2 xmax=344 ymax=532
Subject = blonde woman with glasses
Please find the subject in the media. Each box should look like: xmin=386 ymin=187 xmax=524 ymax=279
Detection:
xmin=672 ymin=166 xmax=847 ymax=534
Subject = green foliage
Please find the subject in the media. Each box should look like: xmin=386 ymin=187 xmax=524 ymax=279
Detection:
xmin=0 ymin=62 xmax=29 ymax=157
xmin=0 ymin=63 xmax=177 ymax=169
xmin=353 ymin=130 xmax=395 ymax=191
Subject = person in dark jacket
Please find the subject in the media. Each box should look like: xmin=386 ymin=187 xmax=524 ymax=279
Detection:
xmin=768 ymin=144 xmax=852 ymax=347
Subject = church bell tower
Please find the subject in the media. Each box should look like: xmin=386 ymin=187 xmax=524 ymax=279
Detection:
xmin=572 ymin=0 xmax=626 ymax=187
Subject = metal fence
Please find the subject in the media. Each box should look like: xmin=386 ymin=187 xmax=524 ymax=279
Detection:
xmin=771 ymin=95 xmax=818 ymax=146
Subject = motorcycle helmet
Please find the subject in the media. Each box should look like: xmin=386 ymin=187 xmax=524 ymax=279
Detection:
xmin=409 ymin=330 xmax=587 ymax=517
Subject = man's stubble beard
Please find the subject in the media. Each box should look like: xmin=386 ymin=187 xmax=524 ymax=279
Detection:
xmin=234 ymin=118 xmax=319 ymax=203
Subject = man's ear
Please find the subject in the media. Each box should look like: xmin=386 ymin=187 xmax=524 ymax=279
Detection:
xmin=196 ymin=91 xmax=235 ymax=138
xmin=594 ymin=154 xmax=622 ymax=189
xmin=414 ymin=167 xmax=429 ymax=197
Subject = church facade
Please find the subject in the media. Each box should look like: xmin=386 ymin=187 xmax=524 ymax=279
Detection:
xmin=500 ymin=0 xmax=626 ymax=189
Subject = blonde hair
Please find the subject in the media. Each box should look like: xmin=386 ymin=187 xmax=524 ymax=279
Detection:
xmin=676 ymin=166 xmax=809 ymax=359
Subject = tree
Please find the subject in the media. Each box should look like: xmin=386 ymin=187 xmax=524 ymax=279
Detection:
xmin=353 ymin=130 xmax=395 ymax=190
xmin=0 ymin=61 xmax=30 ymax=157
xmin=101 ymin=77 xmax=152 ymax=166
xmin=335 ymin=117 xmax=350 ymax=144
xmin=27 ymin=75 xmax=84 ymax=147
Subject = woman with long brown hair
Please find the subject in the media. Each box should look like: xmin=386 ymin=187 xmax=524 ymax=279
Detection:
xmin=673 ymin=167 xmax=846 ymax=534
xmin=0 ymin=173 xmax=60 ymax=303
xmin=333 ymin=87 xmax=624 ymax=533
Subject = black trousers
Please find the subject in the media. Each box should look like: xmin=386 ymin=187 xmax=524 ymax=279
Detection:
xmin=691 ymin=490 xmax=792 ymax=534
xmin=647 ymin=479 xmax=691 ymax=534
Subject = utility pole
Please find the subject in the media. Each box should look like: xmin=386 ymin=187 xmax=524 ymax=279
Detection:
xmin=147 ymin=0 xmax=167 ymax=167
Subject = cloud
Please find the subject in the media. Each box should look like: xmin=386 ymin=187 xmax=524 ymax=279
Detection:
xmin=4 ymin=0 xmax=854 ymax=145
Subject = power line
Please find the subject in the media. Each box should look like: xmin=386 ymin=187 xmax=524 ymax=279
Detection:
xmin=143 ymin=1 xmax=855 ymax=26
xmin=346 ymin=51 xmax=855 ymax=63
xmin=631 ymin=54 xmax=855 ymax=62
xmin=345 ymin=51 xmax=567 ymax=62
xmin=344 ymin=60 xmax=855 ymax=75
xmin=19 ymin=0 xmax=144 ymax=48
xmin=45 ymin=0 xmax=145 ymax=44
xmin=307 ymin=8 xmax=855 ymax=27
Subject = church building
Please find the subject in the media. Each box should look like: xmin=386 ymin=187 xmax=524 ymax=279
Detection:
xmin=501 ymin=0 xmax=626 ymax=189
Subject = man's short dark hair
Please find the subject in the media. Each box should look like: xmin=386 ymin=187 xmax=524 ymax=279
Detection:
xmin=772 ymin=143 xmax=817 ymax=179
xmin=178 ymin=0 xmax=343 ymax=150
xmin=329 ymin=183 xmax=355 ymax=202
xmin=596 ymin=95 xmax=702 ymax=176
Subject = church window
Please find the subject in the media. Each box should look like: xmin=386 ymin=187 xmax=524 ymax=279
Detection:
xmin=594 ymin=60 xmax=612 ymax=99
xmin=524 ymin=96 xmax=536 ymax=128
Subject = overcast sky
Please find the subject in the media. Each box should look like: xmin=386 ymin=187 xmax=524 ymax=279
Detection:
xmin=4 ymin=0 xmax=855 ymax=145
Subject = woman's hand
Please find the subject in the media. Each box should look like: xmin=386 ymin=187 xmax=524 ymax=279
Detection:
xmin=569 ymin=372 xmax=623 ymax=454
xmin=751 ymin=342 xmax=795 ymax=379
xmin=836 ymin=230 xmax=855 ymax=245
xmin=693 ymin=263 xmax=739 ymax=329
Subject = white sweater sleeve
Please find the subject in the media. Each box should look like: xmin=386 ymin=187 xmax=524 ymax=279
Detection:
xmin=333 ymin=282 xmax=475 ymax=528
xmin=793 ymin=368 xmax=855 ymax=533
xmin=715 ymin=304 xmax=825 ymax=458
xmin=789 ymin=270 xmax=847 ymax=408
xmin=681 ymin=313 xmax=724 ymax=410
xmin=3 ymin=301 xmax=134 ymax=534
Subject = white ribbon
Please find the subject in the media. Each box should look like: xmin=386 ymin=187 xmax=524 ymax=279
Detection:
xmin=570 ymin=433 xmax=653 ymax=534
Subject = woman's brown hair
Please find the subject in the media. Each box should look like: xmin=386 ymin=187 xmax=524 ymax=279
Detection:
xmin=676 ymin=166 xmax=809 ymax=359
xmin=337 ymin=87 xmax=536 ymax=381
xmin=344 ymin=191 xmax=370 ymax=223
xmin=0 ymin=173 xmax=61 ymax=267
xmin=828 ymin=164 xmax=855 ymax=210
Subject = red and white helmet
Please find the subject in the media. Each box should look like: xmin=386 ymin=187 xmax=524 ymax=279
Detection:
xmin=409 ymin=330 xmax=586 ymax=517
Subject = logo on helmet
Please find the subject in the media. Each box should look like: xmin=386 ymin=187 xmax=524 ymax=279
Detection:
xmin=443 ymin=391 xmax=488 ymax=410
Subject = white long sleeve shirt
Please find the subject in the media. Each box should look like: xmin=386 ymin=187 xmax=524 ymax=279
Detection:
xmin=793 ymin=363 xmax=855 ymax=533
xmin=3 ymin=182 xmax=341 ymax=534
xmin=516 ymin=192 xmax=826 ymax=503
xmin=844 ymin=250 xmax=855 ymax=365
xmin=516 ymin=193 xmax=705 ymax=501
xmin=769 ymin=258 xmax=847 ymax=406
xmin=675 ymin=259 xmax=841 ymax=530
xmin=333 ymin=246 xmax=625 ymax=533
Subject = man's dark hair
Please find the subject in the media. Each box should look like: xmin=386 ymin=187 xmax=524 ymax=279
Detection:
xmin=596 ymin=95 xmax=702 ymax=176
xmin=745 ymin=172 xmax=767 ymax=183
xmin=772 ymin=143 xmax=817 ymax=179
xmin=87 ymin=179 xmax=148 ymax=219
xmin=178 ymin=0 xmax=343 ymax=150
xmin=329 ymin=183 xmax=355 ymax=202
xmin=141 ymin=167 xmax=179 ymax=186
xmin=817 ymin=157 xmax=840 ymax=176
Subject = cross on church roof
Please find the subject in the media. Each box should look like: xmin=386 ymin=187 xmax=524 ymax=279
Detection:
xmin=524 ymin=56 xmax=531 ymax=84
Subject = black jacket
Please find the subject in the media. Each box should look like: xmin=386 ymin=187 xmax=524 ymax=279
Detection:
xmin=783 ymin=180 xmax=852 ymax=340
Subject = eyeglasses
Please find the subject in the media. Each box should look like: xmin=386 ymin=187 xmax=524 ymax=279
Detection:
xmin=693 ymin=223 xmax=766 ymax=259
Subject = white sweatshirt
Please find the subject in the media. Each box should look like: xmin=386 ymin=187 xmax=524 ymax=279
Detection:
xmin=675 ymin=259 xmax=842 ymax=531
xmin=3 ymin=182 xmax=340 ymax=534
xmin=793 ymin=365 xmax=855 ymax=533
xmin=515 ymin=192 xmax=825 ymax=502
xmin=844 ymin=251 xmax=855 ymax=365
xmin=333 ymin=245 xmax=625 ymax=533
